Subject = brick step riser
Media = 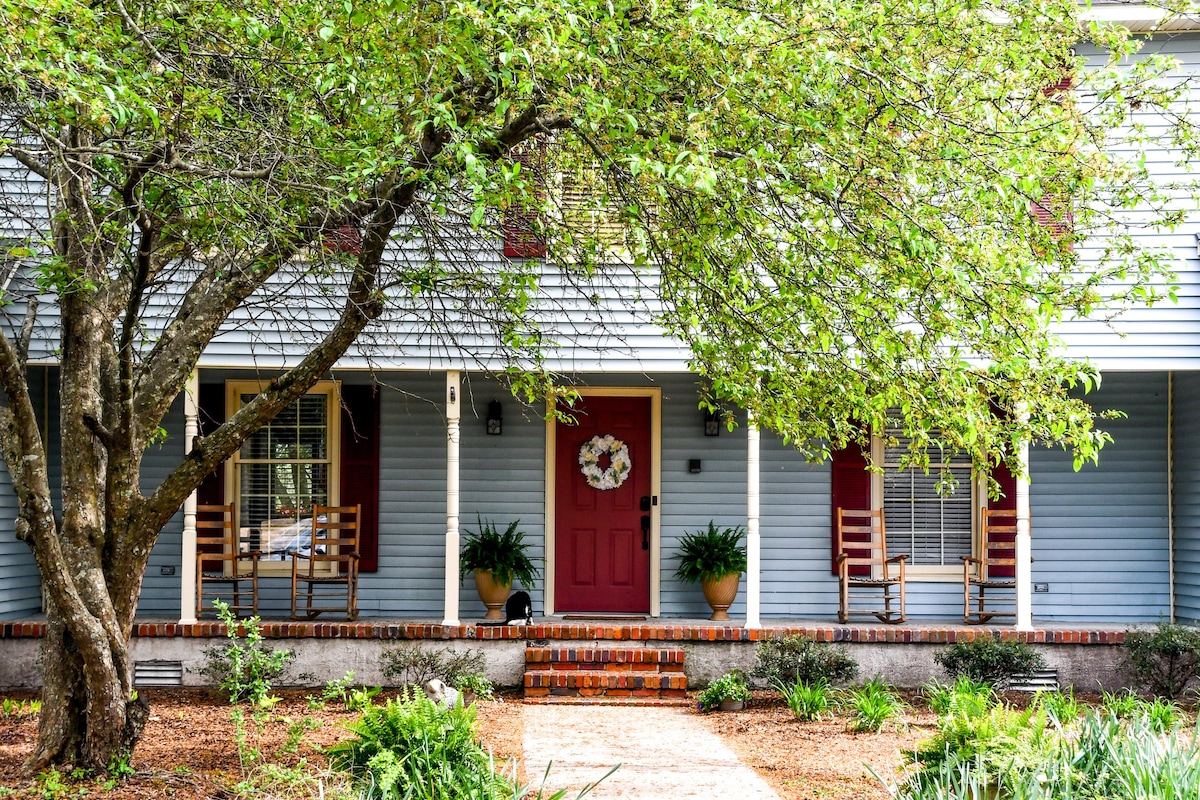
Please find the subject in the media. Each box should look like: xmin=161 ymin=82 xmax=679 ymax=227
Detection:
xmin=525 ymin=688 xmax=691 ymax=700
xmin=525 ymin=647 xmax=685 ymax=668
xmin=523 ymin=646 xmax=688 ymax=703
xmin=524 ymin=672 xmax=688 ymax=691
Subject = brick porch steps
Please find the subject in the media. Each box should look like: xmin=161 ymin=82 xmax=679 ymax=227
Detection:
xmin=523 ymin=646 xmax=689 ymax=704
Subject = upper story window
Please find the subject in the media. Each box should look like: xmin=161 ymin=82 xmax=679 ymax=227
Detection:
xmin=225 ymin=381 xmax=341 ymax=572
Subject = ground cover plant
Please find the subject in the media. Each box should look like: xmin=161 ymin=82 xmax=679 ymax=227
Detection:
xmin=843 ymin=678 xmax=905 ymax=733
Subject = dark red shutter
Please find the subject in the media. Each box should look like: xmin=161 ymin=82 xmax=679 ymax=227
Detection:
xmin=196 ymin=382 xmax=225 ymax=507
xmin=986 ymin=460 xmax=1018 ymax=578
xmin=502 ymin=139 xmax=548 ymax=258
xmin=322 ymin=223 xmax=363 ymax=256
xmin=830 ymin=444 xmax=871 ymax=575
xmin=340 ymin=384 xmax=380 ymax=572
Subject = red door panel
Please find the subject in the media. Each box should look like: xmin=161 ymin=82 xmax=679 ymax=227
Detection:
xmin=555 ymin=395 xmax=651 ymax=613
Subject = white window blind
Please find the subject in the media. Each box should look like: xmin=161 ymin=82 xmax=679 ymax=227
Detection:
xmin=882 ymin=430 xmax=973 ymax=567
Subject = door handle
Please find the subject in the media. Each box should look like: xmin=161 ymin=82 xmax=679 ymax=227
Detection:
xmin=640 ymin=515 xmax=650 ymax=550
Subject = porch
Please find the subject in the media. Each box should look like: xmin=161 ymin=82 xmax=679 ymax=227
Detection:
xmin=0 ymin=616 xmax=1136 ymax=695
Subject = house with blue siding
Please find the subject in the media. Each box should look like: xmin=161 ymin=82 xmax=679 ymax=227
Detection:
xmin=3 ymin=5 xmax=1200 ymax=648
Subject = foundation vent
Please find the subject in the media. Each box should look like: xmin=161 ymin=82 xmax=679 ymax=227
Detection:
xmin=1005 ymin=669 xmax=1059 ymax=693
xmin=134 ymin=660 xmax=184 ymax=688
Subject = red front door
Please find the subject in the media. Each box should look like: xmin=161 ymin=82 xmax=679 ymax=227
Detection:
xmin=555 ymin=395 xmax=651 ymax=613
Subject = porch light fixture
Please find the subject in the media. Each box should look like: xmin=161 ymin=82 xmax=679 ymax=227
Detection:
xmin=486 ymin=400 xmax=503 ymax=435
xmin=704 ymin=409 xmax=721 ymax=437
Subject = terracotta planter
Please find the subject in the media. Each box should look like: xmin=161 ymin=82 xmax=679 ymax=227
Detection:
xmin=700 ymin=572 xmax=741 ymax=621
xmin=473 ymin=569 xmax=511 ymax=620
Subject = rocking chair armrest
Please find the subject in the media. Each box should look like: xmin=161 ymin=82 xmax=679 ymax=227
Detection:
xmin=884 ymin=554 xmax=908 ymax=564
xmin=236 ymin=550 xmax=261 ymax=561
xmin=835 ymin=552 xmax=849 ymax=564
xmin=962 ymin=555 xmax=982 ymax=566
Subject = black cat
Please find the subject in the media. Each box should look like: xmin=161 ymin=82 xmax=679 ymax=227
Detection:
xmin=505 ymin=590 xmax=533 ymax=625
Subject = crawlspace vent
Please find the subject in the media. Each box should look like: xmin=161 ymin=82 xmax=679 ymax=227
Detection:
xmin=1005 ymin=669 xmax=1059 ymax=693
xmin=134 ymin=660 xmax=183 ymax=687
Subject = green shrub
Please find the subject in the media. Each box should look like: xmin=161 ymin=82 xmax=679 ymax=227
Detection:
xmin=196 ymin=600 xmax=293 ymax=705
xmin=379 ymin=644 xmax=487 ymax=688
xmin=1123 ymin=620 xmax=1200 ymax=700
xmin=933 ymin=636 xmax=1044 ymax=687
xmin=776 ymin=677 xmax=833 ymax=722
xmin=843 ymin=678 xmax=903 ymax=733
xmin=327 ymin=687 xmax=513 ymax=800
xmin=751 ymin=634 xmax=859 ymax=688
xmin=696 ymin=670 xmax=751 ymax=711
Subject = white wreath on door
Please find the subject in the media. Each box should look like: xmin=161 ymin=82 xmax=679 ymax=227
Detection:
xmin=578 ymin=434 xmax=632 ymax=490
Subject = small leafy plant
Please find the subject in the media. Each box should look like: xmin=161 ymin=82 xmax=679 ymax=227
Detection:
xmin=197 ymin=600 xmax=293 ymax=706
xmin=696 ymin=669 xmax=752 ymax=711
xmin=0 ymin=697 xmax=42 ymax=718
xmin=843 ymin=677 xmax=904 ymax=733
xmin=751 ymin=634 xmax=859 ymax=687
xmin=933 ymin=636 xmax=1044 ymax=687
xmin=776 ymin=677 xmax=832 ymax=722
xmin=460 ymin=516 xmax=540 ymax=588
xmin=455 ymin=672 xmax=495 ymax=702
xmin=673 ymin=522 xmax=747 ymax=583
xmin=1123 ymin=620 xmax=1200 ymax=700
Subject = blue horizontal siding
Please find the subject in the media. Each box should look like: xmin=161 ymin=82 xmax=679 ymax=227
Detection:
xmin=1027 ymin=372 xmax=1170 ymax=621
xmin=1173 ymin=372 xmax=1200 ymax=623
xmin=0 ymin=367 xmax=51 ymax=619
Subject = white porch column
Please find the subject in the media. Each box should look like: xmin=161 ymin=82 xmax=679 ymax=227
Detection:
xmin=179 ymin=372 xmax=199 ymax=625
xmin=443 ymin=370 xmax=462 ymax=626
xmin=745 ymin=416 xmax=761 ymax=629
xmin=1015 ymin=436 xmax=1033 ymax=631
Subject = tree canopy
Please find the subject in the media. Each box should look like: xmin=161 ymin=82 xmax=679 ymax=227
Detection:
xmin=0 ymin=0 xmax=1197 ymax=768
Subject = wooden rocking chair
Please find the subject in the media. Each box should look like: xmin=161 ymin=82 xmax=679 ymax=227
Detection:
xmin=290 ymin=504 xmax=361 ymax=621
xmin=963 ymin=507 xmax=1018 ymax=624
xmin=196 ymin=503 xmax=259 ymax=618
xmin=836 ymin=508 xmax=906 ymax=623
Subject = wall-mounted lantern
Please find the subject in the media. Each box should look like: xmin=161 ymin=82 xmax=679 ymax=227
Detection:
xmin=704 ymin=409 xmax=721 ymax=437
xmin=486 ymin=400 xmax=503 ymax=436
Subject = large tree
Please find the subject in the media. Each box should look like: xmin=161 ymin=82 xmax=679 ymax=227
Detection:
xmin=0 ymin=0 xmax=1195 ymax=770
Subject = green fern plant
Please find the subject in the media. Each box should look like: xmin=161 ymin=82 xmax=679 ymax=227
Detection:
xmin=327 ymin=686 xmax=512 ymax=799
xmin=459 ymin=517 xmax=539 ymax=588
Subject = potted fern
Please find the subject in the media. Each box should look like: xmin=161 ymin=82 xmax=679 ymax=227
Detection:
xmin=460 ymin=516 xmax=540 ymax=620
xmin=673 ymin=522 xmax=748 ymax=621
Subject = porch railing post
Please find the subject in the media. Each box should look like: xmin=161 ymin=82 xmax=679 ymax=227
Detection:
xmin=1015 ymin=432 xmax=1033 ymax=631
xmin=443 ymin=370 xmax=462 ymax=626
xmin=746 ymin=416 xmax=761 ymax=629
xmin=180 ymin=371 xmax=199 ymax=625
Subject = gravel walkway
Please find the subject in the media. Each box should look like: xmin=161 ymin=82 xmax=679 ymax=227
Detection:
xmin=522 ymin=705 xmax=782 ymax=799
